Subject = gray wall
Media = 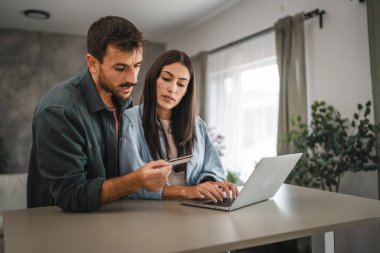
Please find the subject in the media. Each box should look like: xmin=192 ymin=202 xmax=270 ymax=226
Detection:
xmin=0 ymin=28 xmax=164 ymax=173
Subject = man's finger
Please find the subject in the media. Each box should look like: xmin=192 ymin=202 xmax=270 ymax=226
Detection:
xmin=148 ymin=164 xmax=171 ymax=173
xmin=148 ymin=160 xmax=171 ymax=169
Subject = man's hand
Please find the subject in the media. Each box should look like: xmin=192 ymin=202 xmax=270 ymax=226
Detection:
xmin=134 ymin=160 xmax=172 ymax=192
xmin=100 ymin=160 xmax=171 ymax=206
xmin=184 ymin=180 xmax=239 ymax=203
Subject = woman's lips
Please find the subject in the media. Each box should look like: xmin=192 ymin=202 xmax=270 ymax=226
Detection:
xmin=162 ymin=95 xmax=175 ymax=103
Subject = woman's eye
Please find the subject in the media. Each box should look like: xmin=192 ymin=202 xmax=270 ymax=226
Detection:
xmin=162 ymin=77 xmax=170 ymax=81
xmin=178 ymin=83 xmax=186 ymax=88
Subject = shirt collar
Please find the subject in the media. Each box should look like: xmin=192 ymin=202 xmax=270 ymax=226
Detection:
xmin=80 ymin=68 xmax=132 ymax=113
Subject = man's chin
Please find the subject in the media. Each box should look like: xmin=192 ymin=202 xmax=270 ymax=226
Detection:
xmin=114 ymin=92 xmax=131 ymax=102
xmin=113 ymin=87 xmax=133 ymax=101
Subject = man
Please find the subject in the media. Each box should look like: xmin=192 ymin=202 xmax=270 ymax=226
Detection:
xmin=27 ymin=16 xmax=171 ymax=212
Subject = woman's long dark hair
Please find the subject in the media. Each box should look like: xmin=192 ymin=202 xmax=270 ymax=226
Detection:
xmin=140 ymin=50 xmax=196 ymax=170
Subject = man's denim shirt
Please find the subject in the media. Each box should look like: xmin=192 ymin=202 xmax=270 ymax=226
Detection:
xmin=119 ymin=105 xmax=227 ymax=200
xmin=27 ymin=68 xmax=132 ymax=212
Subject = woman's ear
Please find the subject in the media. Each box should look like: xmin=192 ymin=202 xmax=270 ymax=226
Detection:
xmin=86 ymin=54 xmax=99 ymax=74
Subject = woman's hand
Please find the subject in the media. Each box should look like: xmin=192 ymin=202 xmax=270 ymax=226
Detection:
xmin=185 ymin=180 xmax=239 ymax=203
xmin=209 ymin=180 xmax=239 ymax=200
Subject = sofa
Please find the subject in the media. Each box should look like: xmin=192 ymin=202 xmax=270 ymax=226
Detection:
xmin=0 ymin=173 xmax=28 ymax=253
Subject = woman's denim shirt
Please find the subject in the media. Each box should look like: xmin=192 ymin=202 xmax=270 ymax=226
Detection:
xmin=119 ymin=105 xmax=226 ymax=200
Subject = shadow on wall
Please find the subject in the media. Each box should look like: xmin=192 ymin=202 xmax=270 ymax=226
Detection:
xmin=0 ymin=28 xmax=164 ymax=173
xmin=0 ymin=28 xmax=87 ymax=173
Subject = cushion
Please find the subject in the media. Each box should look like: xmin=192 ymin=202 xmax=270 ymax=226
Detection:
xmin=0 ymin=173 xmax=28 ymax=237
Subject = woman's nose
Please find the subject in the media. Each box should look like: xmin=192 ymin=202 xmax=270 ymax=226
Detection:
xmin=168 ymin=81 xmax=177 ymax=93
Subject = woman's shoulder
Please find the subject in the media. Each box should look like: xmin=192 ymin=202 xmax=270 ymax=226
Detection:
xmin=195 ymin=116 xmax=208 ymax=135
xmin=195 ymin=116 xmax=206 ymax=126
xmin=124 ymin=105 xmax=143 ymax=125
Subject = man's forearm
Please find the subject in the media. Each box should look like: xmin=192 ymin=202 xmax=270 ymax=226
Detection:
xmin=100 ymin=172 xmax=141 ymax=205
xmin=101 ymin=161 xmax=172 ymax=205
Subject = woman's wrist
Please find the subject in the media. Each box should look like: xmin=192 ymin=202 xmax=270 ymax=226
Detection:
xmin=180 ymin=186 xmax=189 ymax=199
xmin=163 ymin=185 xmax=189 ymax=199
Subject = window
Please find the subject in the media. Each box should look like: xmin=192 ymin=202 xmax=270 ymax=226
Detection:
xmin=206 ymin=32 xmax=279 ymax=182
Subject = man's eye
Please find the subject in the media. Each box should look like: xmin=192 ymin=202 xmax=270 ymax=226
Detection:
xmin=115 ymin=66 xmax=126 ymax=72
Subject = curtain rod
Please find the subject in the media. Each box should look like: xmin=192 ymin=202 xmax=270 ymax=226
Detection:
xmin=210 ymin=8 xmax=326 ymax=55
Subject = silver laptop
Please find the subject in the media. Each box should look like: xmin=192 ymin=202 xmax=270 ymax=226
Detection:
xmin=181 ymin=153 xmax=302 ymax=211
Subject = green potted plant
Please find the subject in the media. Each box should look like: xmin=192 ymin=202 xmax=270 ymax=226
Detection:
xmin=286 ymin=100 xmax=380 ymax=192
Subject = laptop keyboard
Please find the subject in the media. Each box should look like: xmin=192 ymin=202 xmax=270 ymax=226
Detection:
xmin=204 ymin=198 xmax=235 ymax=207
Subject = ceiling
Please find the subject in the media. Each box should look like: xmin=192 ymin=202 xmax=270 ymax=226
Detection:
xmin=0 ymin=0 xmax=240 ymax=44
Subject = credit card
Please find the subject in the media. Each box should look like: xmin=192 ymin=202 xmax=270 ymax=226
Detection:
xmin=168 ymin=154 xmax=193 ymax=166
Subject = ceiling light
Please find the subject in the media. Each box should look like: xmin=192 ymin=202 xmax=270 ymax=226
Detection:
xmin=23 ymin=9 xmax=50 ymax=20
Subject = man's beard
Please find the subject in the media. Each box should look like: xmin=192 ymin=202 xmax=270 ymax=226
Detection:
xmin=98 ymin=73 xmax=136 ymax=102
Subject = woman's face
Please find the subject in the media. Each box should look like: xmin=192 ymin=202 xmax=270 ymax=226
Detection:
xmin=156 ymin=62 xmax=190 ymax=119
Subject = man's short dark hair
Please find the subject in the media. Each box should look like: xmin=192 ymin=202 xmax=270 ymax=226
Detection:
xmin=87 ymin=16 xmax=144 ymax=63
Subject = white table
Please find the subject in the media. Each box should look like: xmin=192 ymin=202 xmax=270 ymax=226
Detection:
xmin=4 ymin=184 xmax=380 ymax=253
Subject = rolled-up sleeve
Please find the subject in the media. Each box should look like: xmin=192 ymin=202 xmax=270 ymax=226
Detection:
xmin=34 ymin=106 xmax=104 ymax=211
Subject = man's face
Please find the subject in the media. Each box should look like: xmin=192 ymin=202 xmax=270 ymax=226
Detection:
xmin=93 ymin=45 xmax=143 ymax=102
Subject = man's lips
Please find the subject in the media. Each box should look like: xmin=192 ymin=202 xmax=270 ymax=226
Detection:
xmin=120 ymin=86 xmax=133 ymax=93
xmin=119 ymin=84 xmax=135 ymax=93
xmin=120 ymin=83 xmax=136 ymax=88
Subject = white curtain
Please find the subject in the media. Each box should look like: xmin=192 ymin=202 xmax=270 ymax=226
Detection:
xmin=206 ymin=31 xmax=279 ymax=182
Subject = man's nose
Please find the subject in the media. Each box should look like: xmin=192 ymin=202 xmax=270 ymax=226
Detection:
xmin=125 ymin=68 xmax=138 ymax=84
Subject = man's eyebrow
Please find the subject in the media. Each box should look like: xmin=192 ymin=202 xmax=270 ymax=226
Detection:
xmin=113 ymin=61 xmax=143 ymax=67
xmin=162 ymin=70 xmax=189 ymax=81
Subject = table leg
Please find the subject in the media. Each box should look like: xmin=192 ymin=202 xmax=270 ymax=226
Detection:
xmin=324 ymin=231 xmax=335 ymax=253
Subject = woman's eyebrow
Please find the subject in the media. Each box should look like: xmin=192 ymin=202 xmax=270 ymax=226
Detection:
xmin=162 ymin=70 xmax=189 ymax=81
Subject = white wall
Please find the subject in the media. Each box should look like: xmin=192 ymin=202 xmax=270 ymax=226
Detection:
xmin=168 ymin=0 xmax=372 ymax=118
xmin=167 ymin=1 xmax=379 ymax=253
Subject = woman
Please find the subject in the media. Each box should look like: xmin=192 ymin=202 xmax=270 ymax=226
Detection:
xmin=119 ymin=50 xmax=238 ymax=202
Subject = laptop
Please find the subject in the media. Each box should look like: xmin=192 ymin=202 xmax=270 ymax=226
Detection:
xmin=181 ymin=153 xmax=302 ymax=211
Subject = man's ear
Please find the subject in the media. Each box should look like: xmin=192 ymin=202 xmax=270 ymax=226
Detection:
xmin=86 ymin=54 xmax=99 ymax=73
